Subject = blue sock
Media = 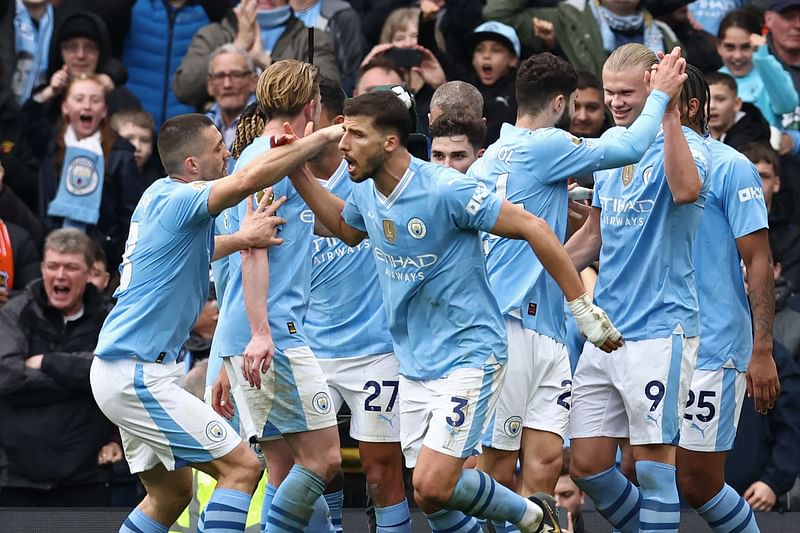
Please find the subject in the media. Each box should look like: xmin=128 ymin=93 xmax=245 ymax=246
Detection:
xmin=324 ymin=490 xmax=344 ymax=533
xmin=447 ymin=470 xmax=527 ymax=525
xmin=267 ymin=465 xmax=327 ymax=532
xmin=574 ymin=466 xmax=641 ymax=532
xmin=697 ymin=484 xmax=759 ymax=533
xmin=636 ymin=461 xmax=680 ymax=533
xmin=262 ymin=484 xmax=278 ymax=532
xmin=203 ymin=488 xmax=251 ymax=533
xmin=424 ymin=509 xmax=482 ymax=533
xmin=375 ymin=498 xmax=412 ymax=533
xmin=119 ymin=507 xmax=168 ymax=533
xmin=307 ymin=496 xmax=332 ymax=532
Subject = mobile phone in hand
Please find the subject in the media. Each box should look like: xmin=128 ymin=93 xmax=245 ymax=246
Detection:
xmin=384 ymin=47 xmax=423 ymax=68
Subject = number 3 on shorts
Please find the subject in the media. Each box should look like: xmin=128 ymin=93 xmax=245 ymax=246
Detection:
xmin=446 ymin=396 xmax=469 ymax=427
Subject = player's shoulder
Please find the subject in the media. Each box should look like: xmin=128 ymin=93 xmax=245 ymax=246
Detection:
xmin=234 ymin=136 xmax=272 ymax=169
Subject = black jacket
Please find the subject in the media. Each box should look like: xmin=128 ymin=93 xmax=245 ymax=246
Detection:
xmin=36 ymin=134 xmax=145 ymax=270
xmin=466 ymin=68 xmax=517 ymax=147
xmin=0 ymin=280 xmax=114 ymax=490
xmin=721 ymin=102 xmax=771 ymax=152
xmin=726 ymin=341 xmax=800 ymax=499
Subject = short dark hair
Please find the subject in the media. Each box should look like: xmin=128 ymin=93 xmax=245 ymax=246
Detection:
xmin=741 ymin=142 xmax=780 ymax=174
xmin=718 ymin=8 xmax=761 ymax=40
xmin=516 ymin=53 xmax=578 ymax=116
xmin=157 ymin=114 xmax=215 ymax=176
xmin=358 ymin=57 xmax=403 ymax=83
xmin=319 ymin=78 xmax=346 ymax=119
xmin=430 ymin=113 xmax=486 ymax=150
xmin=576 ymin=70 xmax=602 ymax=92
xmin=705 ymin=71 xmax=738 ymax=94
xmin=343 ymin=92 xmax=412 ymax=147
xmin=91 ymin=239 xmax=107 ymax=268
xmin=682 ymin=63 xmax=710 ymax=134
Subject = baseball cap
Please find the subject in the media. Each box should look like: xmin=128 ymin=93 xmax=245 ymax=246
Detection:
xmin=470 ymin=21 xmax=521 ymax=59
xmin=59 ymin=12 xmax=102 ymax=45
xmin=769 ymin=0 xmax=800 ymax=12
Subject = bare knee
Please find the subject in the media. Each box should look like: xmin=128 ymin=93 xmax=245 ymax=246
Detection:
xmin=413 ymin=476 xmax=454 ymax=510
xmin=218 ymin=446 xmax=263 ymax=492
xmin=677 ymin=465 xmax=722 ymax=508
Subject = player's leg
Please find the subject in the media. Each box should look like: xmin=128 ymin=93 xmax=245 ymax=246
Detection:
xmin=410 ymin=362 xmax=559 ymax=533
xmin=568 ymin=343 xmax=639 ymax=533
xmin=678 ymin=368 xmax=757 ymax=532
xmin=120 ymin=464 xmax=194 ymax=532
xmin=518 ymin=332 xmax=572 ymax=496
xmin=360 ymin=442 xmax=409 ymax=532
xmin=625 ymin=334 xmax=700 ymax=533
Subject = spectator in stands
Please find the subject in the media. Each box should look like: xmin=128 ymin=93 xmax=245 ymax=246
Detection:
xmin=706 ymin=72 xmax=771 ymax=150
xmin=0 ymin=161 xmax=43 ymax=244
xmin=466 ymin=21 xmax=519 ymax=146
xmin=569 ymin=71 xmax=609 ymax=139
xmin=0 ymin=0 xmax=54 ymax=106
xmin=353 ymin=57 xmax=404 ymax=96
xmin=289 ymin=0 xmax=364 ymax=95
xmin=109 ymin=108 xmax=161 ymax=185
xmin=0 ymin=218 xmax=40 ymax=307
xmin=87 ymin=241 xmax=110 ymax=295
xmin=0 ymin=80 xmax=40 ymax=213
xmin=25 ymin=11 xmax=139 ymax=126
xmin=483 ymin=0 xmax=680 ymax=79
xmin=417 ymin=0 xmax=484 ymax=85
xmin=173 ymin=0 xmax=339 ymax=112
xmin=429 ymin=112 xmax=485 ymax=173
xmin=771 ymin=233 xmax=800 ymax=360
xmin=555 ymin=448 xmax=587 ymax=533
xmin=36 ymin=75 xmax=145 ymax=271
xmin=717 ymin=9 xmax=798 ymax=128
xmin=205 ymin=44 xmax=257 ymax=150
xmin=648 ymin=0 xmax=722 ymax=74
xmin=428 ymin=80 xmax=484 ymax=124
xmin=725 ymin=339 xmax=800 ymax=511
xmin=360 ymin=7 xmax=446 ymax=129
xmin=689 ymin=0 xmax=747 ymax=36
xmin=0 ymin=228 xmax=118 ymax=507
xmin=765 ymin=0 xmax=800 ymax=130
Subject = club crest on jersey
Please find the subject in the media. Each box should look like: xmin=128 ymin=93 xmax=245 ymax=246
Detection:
xmin=205 ymin=421 xmax=228 ymax=442
xmin=504 ymin=416 xmax=522 ymax=437
xmin=312 ymin=392 xmax=332 ymax=414
xmin=407 ymin=218 xmax=427 ymax=239
xmin=642 ymin=166 xmax=654 ymax=185
xmin=383 ymin=219 xmax=397 ymax=243
xmin=621 ymin=164 xmax=635 ymax=186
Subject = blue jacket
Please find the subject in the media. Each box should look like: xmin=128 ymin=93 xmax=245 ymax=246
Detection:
xmin=122 ymin=0 xmax=210 ymax=126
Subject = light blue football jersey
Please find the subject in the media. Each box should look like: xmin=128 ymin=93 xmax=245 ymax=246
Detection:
xmin=207 ymin=211 xmax=234 ymax=386
xmin=95 ymin=178 xmax=215 ymax=363
xmin=342 ymin=157 xmax=506 ymax=380
xmin=470 ymin=92 xmax=669 ymax=344
xmin=695 ymin=139 xmax=768 ymax=371
xmin=214 ymin=136 xmax=314 ymax=357
xmin=305 ymin=160 xmax=393 ymax=359
xmin=591 ymin=126 xmax=710 ymax=340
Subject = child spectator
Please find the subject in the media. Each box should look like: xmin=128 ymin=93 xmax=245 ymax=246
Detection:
xmin=468 ymin=21 xmax=519 ymax=145
xmin=109 ymin=108 xmax=161 ymax=185
xmin=707 ymin=71 xmax=771 ymax=150
xmin=37 ymin=75 xmax=145 ymax=270
xmin=88 ymin=241 xmax=110 ymax=295
xmin=717 ymin=9 xmax=798 ymax=128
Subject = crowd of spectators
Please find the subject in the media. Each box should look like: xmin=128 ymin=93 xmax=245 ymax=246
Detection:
xmin=3 ymin=0 xmax=800 ymax=519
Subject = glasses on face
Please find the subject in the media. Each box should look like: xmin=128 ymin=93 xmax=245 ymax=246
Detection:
xmin=208 ymin=70 xmax=253 ymax=83
xmin=61 ymin=41 xmax=99 ymax=55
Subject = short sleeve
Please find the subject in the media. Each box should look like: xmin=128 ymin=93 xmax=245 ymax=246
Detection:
xmin=342 ymin=192 xmax=366 ymax=233
xmin=441 ymin=172 xmax=503 ymax=233
xmin=162 ymin=181 xmax=213 ymax=231
xmin=686 ymin=132 xmax=711 ymax=191
xmin=723 ymin=156 xmax=769 ymax=239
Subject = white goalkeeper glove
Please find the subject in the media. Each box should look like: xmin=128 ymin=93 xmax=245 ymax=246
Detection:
xmin=567 ymin=293 xmax=622 ymax=349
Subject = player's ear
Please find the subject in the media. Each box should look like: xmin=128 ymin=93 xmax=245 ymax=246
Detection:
xmin=384 ymin=132 xmax=400 ymax=152
xmin=477 ymin=147 xmax=485 ymax=158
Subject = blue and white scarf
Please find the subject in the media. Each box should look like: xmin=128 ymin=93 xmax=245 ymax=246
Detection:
xmin=47 ymin=127 xmax=105 ymax=228
xmin=13 ymin=0 xmax=53 ymax=104
xmin=590 ymin=1 xmax=664 ymax=55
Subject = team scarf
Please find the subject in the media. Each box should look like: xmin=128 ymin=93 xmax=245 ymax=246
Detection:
xmin=590 ymin=1 xmax=664 ymax=55
xmin=47 ymin=126 xmax=105 ymax=229
xmin=0 ymin=220 xmax=14 ymax=290
xmin=13 ymin=0 xmax=53 ymax=104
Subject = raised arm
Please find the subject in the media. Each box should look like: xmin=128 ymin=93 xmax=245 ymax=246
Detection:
xmin=289 ymin=164 xmax=367 ymax=246
xmin=490 ymin=200 xmax=621 ymax=351
xmin=565 ymin=206 xmax=602 ymax=271
xmin=208 ymin=124 xmax=344 ymax=215
xmin=737 ymin=229 xmax=780 ymax=413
